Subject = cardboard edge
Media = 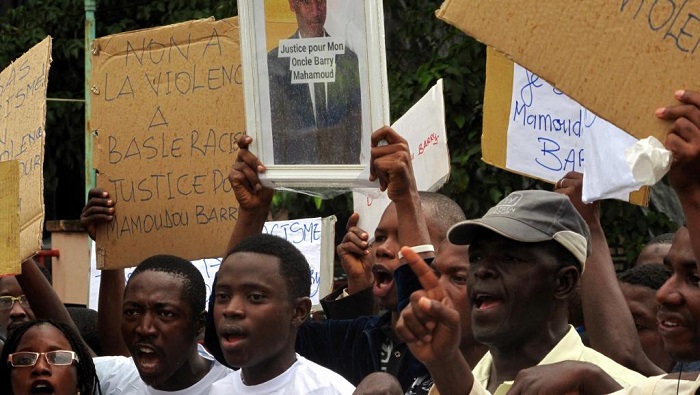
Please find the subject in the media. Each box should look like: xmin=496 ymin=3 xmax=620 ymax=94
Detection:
xmin=482 ymin=48 xmax=650 ymax=207
xmin=482 ymin=47 xmax=513 ymax=168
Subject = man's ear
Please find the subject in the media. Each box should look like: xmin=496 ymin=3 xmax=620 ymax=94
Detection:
xmin=288 ymin=0 xmax=296 ymax=13
xmin=554 ymin=266 xmax=579 ymax=300
xmin=291 ymin=297 xmax=312 ymax=326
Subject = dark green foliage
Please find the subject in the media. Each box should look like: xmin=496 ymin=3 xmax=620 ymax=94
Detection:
xmin=0 ymin=0 xmax=677 ymax=266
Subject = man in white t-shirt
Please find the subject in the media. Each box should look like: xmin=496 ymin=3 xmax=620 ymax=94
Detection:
xmin=209 ymin=234 xmax=354 ymax=394
xmin=91 ymin=254 xmax=231 ymax=394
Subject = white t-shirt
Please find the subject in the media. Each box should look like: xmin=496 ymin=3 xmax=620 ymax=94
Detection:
xmin=209 ymin=354 xmax=355 ymax=395
xmin=95 ymin=347 xmax=231 ymax=395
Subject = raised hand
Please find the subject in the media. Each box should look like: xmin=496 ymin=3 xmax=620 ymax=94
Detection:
xmin=80 ymin=188 xmax=115 ymax=240
xmin=369 ymin=126 xmax=417 ymax=203
xmin=228 ymin=135 xmax=273 ymax=214
xmin=336 ymin=213 xmax=373 ymax=293
xmin=658 ymin=90 xmax=700 ymax=195
xmin=554 ymin=171 xmax=599 ymax=224
xmin=395 ymin=247 xmax=461 ymax=366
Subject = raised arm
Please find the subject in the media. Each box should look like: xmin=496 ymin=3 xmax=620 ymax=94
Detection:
xmin=555 ymin=172 xmax=662 ymax=375
xmin=336 ymin=212 xmax=373 ymax=295
xmin=319 ymin=212 xmax=376 ymax=319
xmin=14 ymin=258 xmax=89 ymax=355
xmin=224 ymin=135 xmax=273 ymax=257
xmin=659 ymin=90 xmax=700 ymax=270
xmin=370 ymin=127 xmax=433 ymax=258
xmin=80 ymin=187 xmax=128 ymax=356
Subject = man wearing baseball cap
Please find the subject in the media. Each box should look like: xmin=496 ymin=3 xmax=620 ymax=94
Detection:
xmin=396 ymin=190 xmax=644 ymax=395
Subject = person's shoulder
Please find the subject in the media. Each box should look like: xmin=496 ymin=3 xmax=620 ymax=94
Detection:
xmin=208 ymin=359 xmax=234 ymax=381
xmin=293 ymin=355 xmax=356 ymax=394
xmin=578 ymin=345 xmax=646 ymax=386
xmin=94 ymin=355 xmax=136 ymax=373
xmin=93 ymin=356 xmax=143 ymax=394
xmin=607 ymin=373 xmax=700 ymax=395
xmin=209 ymin=371 xmax=243 ymax=395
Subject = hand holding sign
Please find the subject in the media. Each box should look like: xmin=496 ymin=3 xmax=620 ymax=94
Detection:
xmin=80 ymin=188 xmax=115 ymax=241
xmin=659 ymin=90 xmax=700 ymax=195
xmin=229 ymin=135 xmax=273 ymax=215
xmin=225 ymin=135 xmax=274 ymax=257
xmin=369 ymin=126 xmax=418 ymax=203
xmin=555 ymin=172 xmax=599 ymax=225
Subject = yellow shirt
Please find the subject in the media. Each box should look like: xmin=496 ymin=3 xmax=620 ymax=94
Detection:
xmin=429 ymin=326 xmax=645 ymax=395
xmin=609 ymin=373 xmax=700 ymax=394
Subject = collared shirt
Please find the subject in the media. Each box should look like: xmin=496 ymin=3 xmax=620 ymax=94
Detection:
xmin=429 ymin=326 xmax=645 ymax=395
xmin=609 ymin=372 xmax=700 ymax=395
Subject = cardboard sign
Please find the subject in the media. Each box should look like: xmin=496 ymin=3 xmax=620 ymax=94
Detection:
xmin=0 ymin=37 xmax=51 ymax=262
xmin=354 ymin=80 xmax=449 ymax=234
xmin=437 ymin=0 xmax=700 ymax=141
xmin=482 ymin=50 xmax=649 ymax=205
xmin=88 ymin=217 xmax=336 ymax=308
xmin=90 ymin=18 xmax=244 ymax=269
xmin=0 ymin=160 xmax=20 ymax=275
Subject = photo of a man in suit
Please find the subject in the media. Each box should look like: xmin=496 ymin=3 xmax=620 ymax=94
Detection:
xmin=268 ymin=0 xmax=362 ymax=165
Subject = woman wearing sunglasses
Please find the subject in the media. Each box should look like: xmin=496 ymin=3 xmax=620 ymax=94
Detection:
xmin=0 ymin=319 xmax=100 ymax=395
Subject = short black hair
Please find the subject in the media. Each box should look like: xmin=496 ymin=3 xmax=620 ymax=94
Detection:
xmin=228 ymin=234 xmax=311 ymax=300
xmin=0 ymin=320 xmax=101 ymax=395
xmin=619 ymin=264 xmax=671 ymax=290
xmin=67 ymin=306 xmax=102 ymax=356
xmin=419 ymin=192 xmax=466 ymax=242
xmin=544 ymin=239 xmax=581 ymax=272
xmin=128 ymin=254 xmax=206 ymax=316
xmin=647 ymin=232 xmax=675 ymax=246
xmin=205 ymin=234 xmax=311 ymax=367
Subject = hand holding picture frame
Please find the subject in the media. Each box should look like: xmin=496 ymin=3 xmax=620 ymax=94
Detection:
xmin=238 ymin=0 xmax=389 ymax=191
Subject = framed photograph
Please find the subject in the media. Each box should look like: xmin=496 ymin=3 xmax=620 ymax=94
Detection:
xmin=238 ymin=0 xmax=389 ymax=189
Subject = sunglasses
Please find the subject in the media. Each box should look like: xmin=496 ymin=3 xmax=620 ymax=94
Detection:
xmin=0 ymin=295 xmax=30 ymax=311
xmin=7 ymin=351 xmax=79 ymax=367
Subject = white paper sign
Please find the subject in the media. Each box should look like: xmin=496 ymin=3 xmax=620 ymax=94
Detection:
xmin=89 ymin=217 xmax=332 ymax=309
xmin=505 ymin=65 xmax=640 ymax=202
xmin=354 ymin=79 xmax=449 ymax=235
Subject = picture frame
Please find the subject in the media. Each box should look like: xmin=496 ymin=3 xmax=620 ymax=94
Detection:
xmin=238 ymin=0 xmax=389 ymax=190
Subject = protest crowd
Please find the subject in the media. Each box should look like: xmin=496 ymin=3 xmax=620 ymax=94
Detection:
xmin=4 ymin=2 xmax=700 ymax=395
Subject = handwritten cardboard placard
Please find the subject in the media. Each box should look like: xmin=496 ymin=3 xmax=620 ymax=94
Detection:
xmin=91 ymin=18 xmax=244 ymax=269
xmin=354 ymin=80 xmax=448 ymax=234
xmin=436 ymin=0 xmax=700 ymax=141
xmin=89 ymin=216 xmax=336 ymax=308
xmin=482 ymin=49 xmax=649 ymax=205
xmin=0 ymin=160 xmax=20 ymax=275
xmin=0 ymin=37 xmax=51 ymax=262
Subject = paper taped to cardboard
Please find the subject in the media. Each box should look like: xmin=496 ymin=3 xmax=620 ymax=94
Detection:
xmin=482 ymin=49 xmax=649 ymax=206
xmin=437 ymin=0 xmax=699 ymax=141
xmin=91 ymin=18 xmax=244 ymax=269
